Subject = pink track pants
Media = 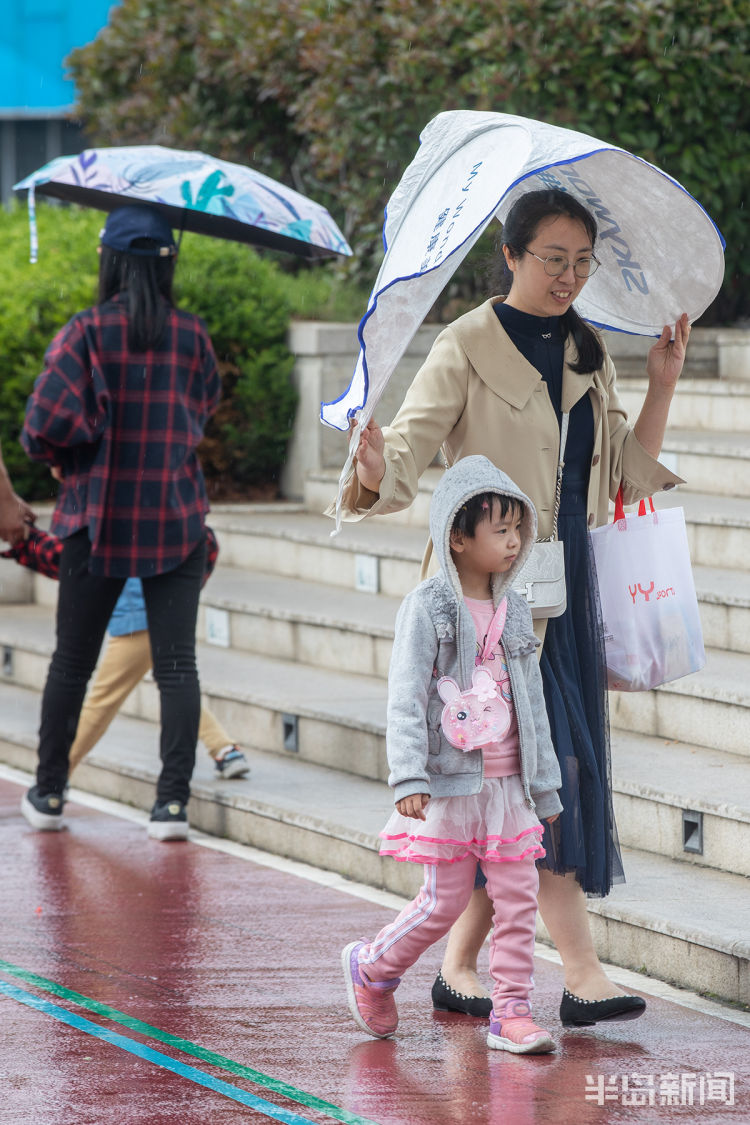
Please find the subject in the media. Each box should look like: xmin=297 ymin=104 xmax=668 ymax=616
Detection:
xmin=359 ymin=854 xmax=540 ymax=1010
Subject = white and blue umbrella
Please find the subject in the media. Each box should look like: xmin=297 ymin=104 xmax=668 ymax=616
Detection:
xmin=14 ymin=144 xmax=351 ymax=262
xmin=321 ymin=110 xmax=725 ymax=531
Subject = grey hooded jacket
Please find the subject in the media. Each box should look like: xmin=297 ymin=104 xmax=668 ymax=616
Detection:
xmin=386 ymin=455 xmax=563 ymax=821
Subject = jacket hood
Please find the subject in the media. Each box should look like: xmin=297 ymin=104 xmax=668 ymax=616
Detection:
xmin=429 ymin=455 xmax=538 ymax=604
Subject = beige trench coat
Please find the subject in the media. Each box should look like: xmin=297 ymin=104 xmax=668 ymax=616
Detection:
xmin=336 ymin=298 xmax=684 ymax=640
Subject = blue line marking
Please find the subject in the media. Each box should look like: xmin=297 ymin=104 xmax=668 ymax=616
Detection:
xmin=0 ymin=978 xmax=320 ymax=1125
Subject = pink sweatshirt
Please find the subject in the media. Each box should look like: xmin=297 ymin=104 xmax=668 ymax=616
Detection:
xmin=464 ymin=597 xmax=521 ymax=777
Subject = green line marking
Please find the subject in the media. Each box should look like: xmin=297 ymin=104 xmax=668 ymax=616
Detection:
xmin=0 ymin=959 xmax=380 ymax=1125
xmin=1 ymin=978 xmax=321 ymax=1125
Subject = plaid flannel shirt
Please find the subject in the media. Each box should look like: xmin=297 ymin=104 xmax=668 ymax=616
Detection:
xmin=21 ymin=295 xmax=221 ymax=577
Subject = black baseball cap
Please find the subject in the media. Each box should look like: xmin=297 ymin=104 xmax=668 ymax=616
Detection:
xmin=100 ymin=205 xmax=177 ymax=257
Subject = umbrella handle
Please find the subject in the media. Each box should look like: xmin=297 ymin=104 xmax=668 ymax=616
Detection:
xmin=330 ymin=417 xmax=362 ymax=538
xmin=176 ymin=207 xmax=187 ymax=252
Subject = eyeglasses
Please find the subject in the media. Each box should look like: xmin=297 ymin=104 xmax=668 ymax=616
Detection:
xmin=523 ymin=250 xmax=600 ymax=278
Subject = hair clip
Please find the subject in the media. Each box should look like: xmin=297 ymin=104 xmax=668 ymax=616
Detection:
xmin=481 ymin=500 xmax=489 ymax=510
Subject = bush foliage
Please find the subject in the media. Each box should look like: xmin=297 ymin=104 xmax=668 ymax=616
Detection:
xmin=0 ymin=204 xmax=297 ymax=499
xmin=68 ymin=0 xmax=748 ymax=323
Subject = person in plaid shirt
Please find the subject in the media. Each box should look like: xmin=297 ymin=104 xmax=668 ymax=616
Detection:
xmin=19 ymin=204 xmax=222 ymax=840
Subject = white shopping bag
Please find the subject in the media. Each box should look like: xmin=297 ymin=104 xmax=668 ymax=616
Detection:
xmin=590 ymin=491 xmax=706 ymax=691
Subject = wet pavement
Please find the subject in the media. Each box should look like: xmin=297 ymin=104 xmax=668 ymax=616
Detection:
xmin=1 ymin=775 xmax=748 ymax=1124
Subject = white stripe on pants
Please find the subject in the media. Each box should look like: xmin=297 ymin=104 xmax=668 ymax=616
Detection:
xmin=359 ymin=853 xmax=540 ymax=1009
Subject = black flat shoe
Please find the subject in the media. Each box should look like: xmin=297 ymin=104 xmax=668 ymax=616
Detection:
xmin=431 ymin=972 xmax=493 ymax=1019
xmin=560 ymin=988 xmax=647 ymax=1028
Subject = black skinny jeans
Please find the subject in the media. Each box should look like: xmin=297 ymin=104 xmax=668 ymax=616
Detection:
xmin=36 ymin=529 xmax=206 ymax=805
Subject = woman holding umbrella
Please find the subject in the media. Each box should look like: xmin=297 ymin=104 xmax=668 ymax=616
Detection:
xmin=344 ymin=187 xmax=690 ymax=1027
xmin=19 ymin=204 xmax=222 ymax=841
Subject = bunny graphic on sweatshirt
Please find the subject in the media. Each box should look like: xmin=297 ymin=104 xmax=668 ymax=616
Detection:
xmin=437 ymin=667 xmax=511 ymax=751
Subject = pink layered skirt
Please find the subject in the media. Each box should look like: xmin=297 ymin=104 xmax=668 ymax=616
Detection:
xmin=379 ymin=775 xmax=546 ymax=865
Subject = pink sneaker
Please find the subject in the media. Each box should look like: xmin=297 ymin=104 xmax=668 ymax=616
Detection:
xmin=487 ymin=999 xmax=555 ymax=1054
xmin=341 ymin=941 xmax=400 ymax=1038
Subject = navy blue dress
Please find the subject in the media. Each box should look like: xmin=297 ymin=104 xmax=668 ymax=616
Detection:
xmin=494 ymin=303 xmax=624 ymax=896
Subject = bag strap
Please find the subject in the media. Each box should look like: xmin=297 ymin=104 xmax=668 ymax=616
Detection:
xmin=548 ymin=412 xmax=569 ymax=542
xmin=479 ymin=597 xmax=508 ymax=663
xmin=614 ymin=484 xmax=655 ymax=523
xmin=614 ymin=485 xmax=626 ymax=522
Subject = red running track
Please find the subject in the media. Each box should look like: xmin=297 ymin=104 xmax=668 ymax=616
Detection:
xmin=1 ymin=776 xmax=748 ymax=1125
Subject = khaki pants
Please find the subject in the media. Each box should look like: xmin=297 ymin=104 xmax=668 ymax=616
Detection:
xmin=69 ymin=630 xmax=232 ymax=774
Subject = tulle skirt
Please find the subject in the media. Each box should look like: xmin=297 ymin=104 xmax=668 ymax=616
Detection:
xmin=379 ymin=775 xmax=545 ymax=865
xmin=537 ymin=486 xmax=624 ymax=895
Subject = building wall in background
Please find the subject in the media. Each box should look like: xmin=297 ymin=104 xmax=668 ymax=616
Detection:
xmin=1 ymin=0 xmax=120 ymax=202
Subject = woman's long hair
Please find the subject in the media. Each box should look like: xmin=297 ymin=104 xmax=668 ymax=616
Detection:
xmin=489 ymin=189 xmax=604 ymax=374
xmin=98 ymin=240 xmax=177 ymax=351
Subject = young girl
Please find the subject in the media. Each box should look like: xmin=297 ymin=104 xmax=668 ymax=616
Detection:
xmin=342 ymin=455 xmax=562 ymax=1053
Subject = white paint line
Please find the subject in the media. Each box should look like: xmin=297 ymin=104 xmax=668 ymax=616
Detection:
xmin=3 ymin=763 xmax=749 ymax=1030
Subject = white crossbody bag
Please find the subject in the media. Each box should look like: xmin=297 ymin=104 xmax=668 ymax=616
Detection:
xmin=511 ymin=412 xmax=569 ymax=618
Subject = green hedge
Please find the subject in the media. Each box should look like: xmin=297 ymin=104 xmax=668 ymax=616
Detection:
xmin=0 ymin=203 xmax=297 ymax=500
xmin=174 ymin=231 xmax=297 ymax=496
xmin=69 ymin=0 xmax=749 ymax=324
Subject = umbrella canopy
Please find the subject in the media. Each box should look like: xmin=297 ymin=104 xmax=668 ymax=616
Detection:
xmin=14 ymin=145 xmax=351 ymax=262
xmin=321 ymin=110 xmax=724 ymax=441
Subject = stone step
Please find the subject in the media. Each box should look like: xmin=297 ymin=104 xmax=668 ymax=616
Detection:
xmin=617 ymin=379 xmax=750 ymax=433
xmin=654 ymin=491 xmax=750 ymax=571
xmin=3 ymin=616 xmax=749 ymax=879
xmin=11 ymin=601 xmax=750 ymax=763
xmin=200 ymin=560 xmax=750 ymax=667
xmin=11 ymin=554 xmax=750 ymax=764
xmin=0 ymin=682 xmax=410 ymax=894
xmin=316 ymin=425 xmax=750 ymax=509
xmin=311 ymin=382 xmax=750 ymax=519
xmin=693 ymin=565 xmax=750 ymax=655
xmin=611 ymin=645 xmax=750 ymax=757
xmin=196 ymin=567 xmax=400 ymax=678
xmin=597 ymin=327 xmax=730 ymax=381
xmin=21 ymin=494 xmax=750 ymax=629
xmin=215 ymin=566 xmax=747 ymax=684
xmin=23 ymin=553 xmax=750 ymax=683
xmin=579 ymin=849 xmax=750 ymax=1007
xmin=660 ymin=430 xmax=750 ymax=499
xmin=304 ymin=472 xmax=750 ymax=567
xmin=0 ymin=603 xmax=390 ymax=783
xmin=611 ymin=730 xmax=750 ymax=878
xmin=1 ymin=681 xmax=748 ymax=1005
xmin=207 ymin=503 xmax=428 ymax=596
xmin=214 ymin=489 xmax=750 ymax=599
xmin=303 ymin=470 xmax=437 ymax=529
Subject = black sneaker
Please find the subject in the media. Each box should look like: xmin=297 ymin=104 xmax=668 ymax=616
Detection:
xmin=21 ymin=785 xmax=65 ymax=831
xmin=147 ymin=800 xmax=189 ymax=841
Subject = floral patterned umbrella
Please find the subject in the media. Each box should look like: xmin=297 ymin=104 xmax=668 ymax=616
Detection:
xmin=14 ymin=145 xmax=351 ymax=262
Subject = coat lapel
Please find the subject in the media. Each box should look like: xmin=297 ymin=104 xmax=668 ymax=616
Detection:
xmin=561 ymin=339 xmax=598 ymax=413
xmin=452 ymin=298 xmax=600 ymax=415
xmin=451 ymin=299 xmax=541 ymax=409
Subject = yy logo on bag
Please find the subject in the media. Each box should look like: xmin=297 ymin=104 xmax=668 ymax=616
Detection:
xmin=628 ymin=581 xmax=676 ymax=605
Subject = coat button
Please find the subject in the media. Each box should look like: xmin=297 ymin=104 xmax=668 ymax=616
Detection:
xmin=592 ymin=454 xmax=600 ymax=466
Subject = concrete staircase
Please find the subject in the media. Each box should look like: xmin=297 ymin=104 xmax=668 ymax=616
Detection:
xmin=2 ymin=363 xmax=750 ymax=1007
